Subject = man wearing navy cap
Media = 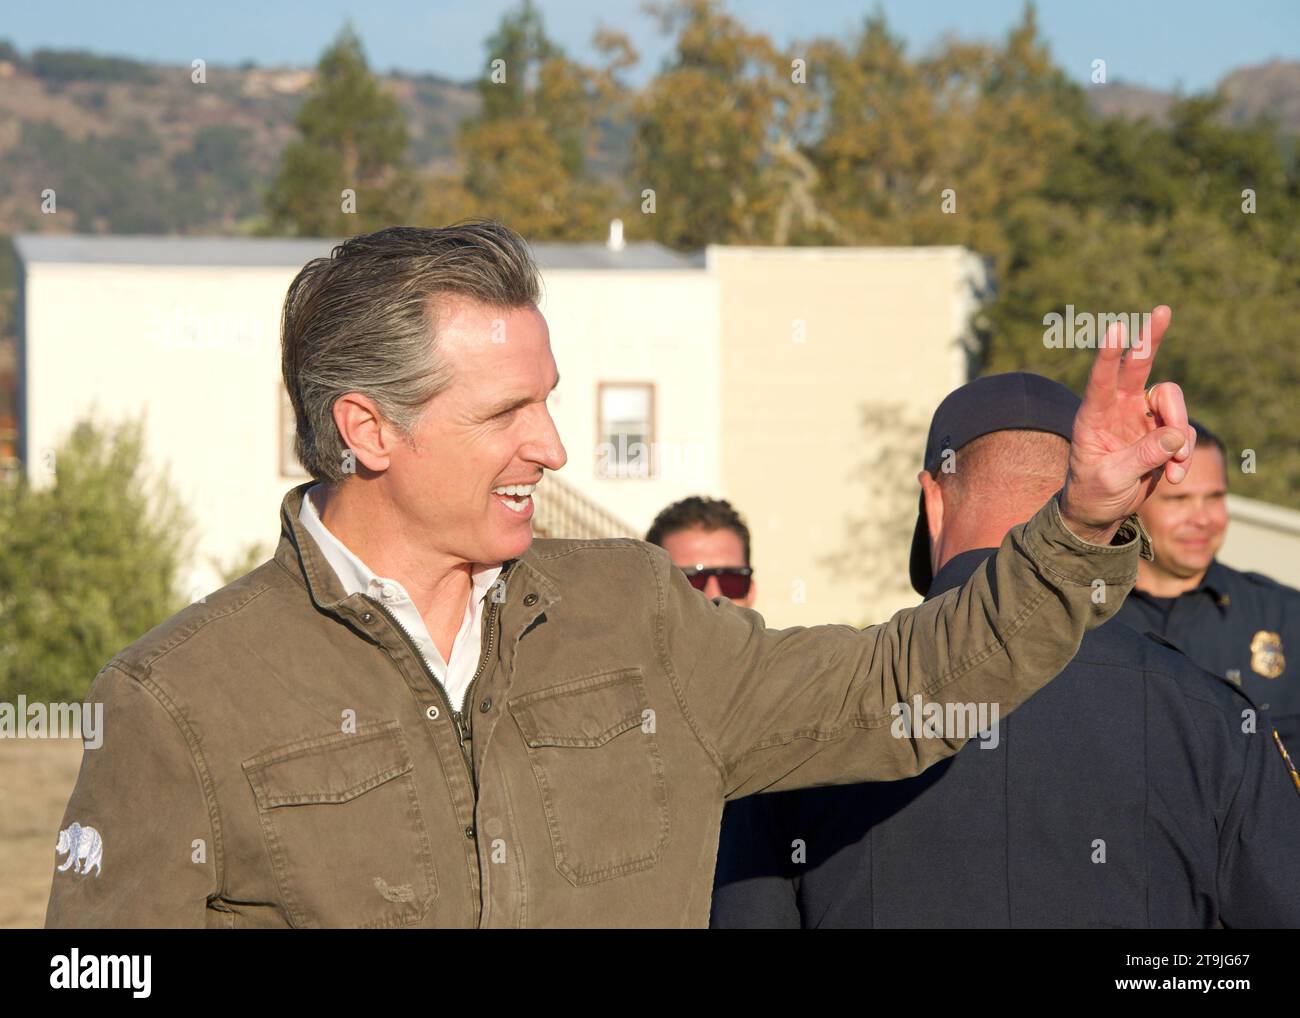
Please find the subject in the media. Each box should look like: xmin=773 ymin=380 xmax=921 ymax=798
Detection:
xmin=711 ymin=372 xmax=1300 ymax=929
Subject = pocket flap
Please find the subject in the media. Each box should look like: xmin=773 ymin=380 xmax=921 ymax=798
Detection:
xmin=243 ymin=721 xmax=412 ymax=809
xmin=510 ymin=669 xmax=647 ymax=748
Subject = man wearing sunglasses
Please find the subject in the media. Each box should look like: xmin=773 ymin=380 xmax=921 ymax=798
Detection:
xmin=646 ymin=496 xmax=756 ymax=608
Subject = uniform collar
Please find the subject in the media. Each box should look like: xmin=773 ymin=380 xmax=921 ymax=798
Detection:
xmin=1130 ymin=558 xmax=1232 ymax=613
xmin=925 ymin=547 xmax=998 ymax=601
xmin=1195 ymin=559 xmax=1233 ymax=611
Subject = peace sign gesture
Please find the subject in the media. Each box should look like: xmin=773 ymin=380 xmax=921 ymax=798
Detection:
xmin=1058 ymin=305 xmax=1196 ymax=544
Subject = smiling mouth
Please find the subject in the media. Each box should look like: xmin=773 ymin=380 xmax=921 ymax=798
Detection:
xmin=491 ymin=482 xmax=537 ymax=513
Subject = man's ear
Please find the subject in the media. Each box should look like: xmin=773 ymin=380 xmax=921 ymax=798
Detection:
xmin=918 ymin=469 xmax=944 ymax=545
xmin=332 ymin=393 xmax=395 ymax=473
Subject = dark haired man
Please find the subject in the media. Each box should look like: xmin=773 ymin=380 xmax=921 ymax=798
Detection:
xmin=1116 ymin=421 xmax=1300 ymax=746
xmin=646 ymin=496 xmax=756 ymax=608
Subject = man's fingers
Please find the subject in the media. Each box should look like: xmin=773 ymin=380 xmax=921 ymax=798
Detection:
xmin=1118 ymin=305 xmax=1172 ymax=394
xmin=1079 ymin=319 xmax=1125 ymax=420
xmin=1147 ymin=381 xmax=1194 ymax=461
xmin=1111 ymin=424 xmax=1197 ymax=489
xmin=1113 ymin=426 xmax=1186 ymax=482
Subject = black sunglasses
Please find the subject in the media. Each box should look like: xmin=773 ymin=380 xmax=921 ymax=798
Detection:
xmin=680 ymin=565 xmax=753 ymax=600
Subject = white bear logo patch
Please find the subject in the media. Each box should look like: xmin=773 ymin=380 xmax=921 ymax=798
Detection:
xmin=56 ymin=823 xmax=103 ymax=877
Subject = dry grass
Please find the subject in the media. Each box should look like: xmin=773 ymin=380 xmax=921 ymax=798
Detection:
xmin=0 ymin=738 xmax=84 ymax=928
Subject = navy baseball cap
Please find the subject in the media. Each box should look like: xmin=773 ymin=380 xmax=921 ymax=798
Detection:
xmin=909 ymin=372 xmax=1082 ymax=595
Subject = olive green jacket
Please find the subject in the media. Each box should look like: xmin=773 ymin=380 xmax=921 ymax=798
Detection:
xmin=45 ymin=482 xmax=1148 ymax=928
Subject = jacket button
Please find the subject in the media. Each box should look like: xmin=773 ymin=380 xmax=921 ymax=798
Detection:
xmin=523 ymin=592 xmax=539 ymax=606
xmin=479 ymin=697 xmax=492 ymax=713
xmin=464 ymin=826 xmax=475 ymax=840
xmin=361 ymin=612 xmax=374 ymax=623
xmin=425 ymin=705 xmax=440 ymax=721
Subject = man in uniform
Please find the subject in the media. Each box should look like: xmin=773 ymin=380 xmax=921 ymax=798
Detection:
xmin=1116 ymin=422 xmax=1300 ymax=746
xmin=711 ymin=373 xmax=1300 ymax=928
xmin=45 ymin=224 xmax=1192 ymax=928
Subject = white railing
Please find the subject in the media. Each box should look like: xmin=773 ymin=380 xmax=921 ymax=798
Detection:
xmin=532 ymin=473 xmax=638 ymax=541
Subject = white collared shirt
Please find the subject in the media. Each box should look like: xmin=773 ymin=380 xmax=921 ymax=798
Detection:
xmin=299 ymin=485 xmax=503 ymax=711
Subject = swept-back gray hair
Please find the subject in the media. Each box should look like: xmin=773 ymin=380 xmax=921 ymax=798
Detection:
xmin=281 ymin=221 xmax=541 ymax=481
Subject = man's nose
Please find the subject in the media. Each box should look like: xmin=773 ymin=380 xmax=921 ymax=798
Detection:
xmin=704 ymin=576 xmax=723 ymax=600
xmin=525 ymin=406 xmax=568 ymax=471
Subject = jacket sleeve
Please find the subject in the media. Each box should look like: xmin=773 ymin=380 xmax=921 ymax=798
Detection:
xmin=1218 ymin=718 xmax=1300 ymax=927
xmin=659 ymin=492 xmax=1148 ymax=798
xmin=44 ymin=664 xmax=218 ymax=928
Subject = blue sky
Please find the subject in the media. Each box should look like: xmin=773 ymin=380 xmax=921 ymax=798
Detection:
xmin=4 ymin=0 xmax=1297 ymax=92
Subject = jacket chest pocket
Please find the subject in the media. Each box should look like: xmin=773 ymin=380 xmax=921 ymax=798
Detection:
xmin=509 ymin=668 xmax=670 ymax=886
xmin=243 ymin=721 xmax=437 ymax=928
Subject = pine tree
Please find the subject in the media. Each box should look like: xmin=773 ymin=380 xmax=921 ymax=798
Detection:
xmin=426 ymin=0 xmax=614 ymax=240
xmin=264 ymin=24 xmax=416 ymax=236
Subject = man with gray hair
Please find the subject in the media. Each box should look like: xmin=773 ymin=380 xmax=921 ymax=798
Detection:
xmin=47 ymin=222 xmax=1194 ymax=928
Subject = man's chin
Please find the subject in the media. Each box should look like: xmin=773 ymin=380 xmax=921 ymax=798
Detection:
xmin=488 ymin=526 xmax=534 ymax=565
xmin=1168 ymin=555 xmax=1215 ymax=579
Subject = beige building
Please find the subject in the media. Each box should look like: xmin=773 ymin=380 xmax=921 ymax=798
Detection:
xmin=1221 ymin=495 xmax=1300 ymax=586
xmin=15 ymin=232 xmax=1009 ymax=628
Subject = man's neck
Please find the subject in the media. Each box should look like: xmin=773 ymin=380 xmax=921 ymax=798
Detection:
xmin=1136 ymin=560 xmax=1207 ymax=599
xmin=313 ymin=481 xmax=476 ymax=635
xmin=933 ymin=509 xmax=1039 ymax=577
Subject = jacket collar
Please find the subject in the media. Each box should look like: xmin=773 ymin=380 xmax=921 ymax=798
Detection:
xmin=275 ymin=482 xmax=355 ymax=612
xmin=273 ymin=482 xmax=562 ymax=645
xmin=297 ymin=482 xmax=502 ymax=605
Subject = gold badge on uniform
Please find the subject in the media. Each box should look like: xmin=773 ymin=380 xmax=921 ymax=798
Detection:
xmin=1250 ymin=630 xmax=1285 ymax=679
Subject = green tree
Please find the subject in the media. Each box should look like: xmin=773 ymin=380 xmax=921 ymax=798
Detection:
xmin=981 ymin=85 xmax=1300 ymax=508
xmin=427 ymin=0 xmax=615 ymax=239
xmin=630 ymin=0 xmax=815 ymax=249
xmin=0 ymin=417 xmax=194 ymax=702
xmin=801 ymin=3 xmax=1300 ymax=508
xmin=264 ymin=24 xmax=417 ymax=236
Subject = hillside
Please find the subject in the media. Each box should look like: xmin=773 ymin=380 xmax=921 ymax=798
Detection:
xmin=1089 ymin=60 xmax=1300 ymax=131
xmin=1 ymin=44 xmax=1297 ymax=238
xmin=0 ymin=45 xmax=478 ymax=236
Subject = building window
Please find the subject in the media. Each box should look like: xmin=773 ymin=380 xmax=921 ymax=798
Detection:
xmin=596 ymin=382 xmax=655 ymax=479
xmin=280 ymin=384 xmax=309 ymax=479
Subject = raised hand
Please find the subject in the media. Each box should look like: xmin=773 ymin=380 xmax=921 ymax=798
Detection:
xmin=1058 ymin=305 xmax=1196 ymax=545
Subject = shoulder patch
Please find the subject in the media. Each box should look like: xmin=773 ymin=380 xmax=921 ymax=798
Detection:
xmin=55 ymin=822 xmax=103 ymax=877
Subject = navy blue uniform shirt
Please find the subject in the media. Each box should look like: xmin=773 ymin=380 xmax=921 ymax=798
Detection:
xmin=710 ymin=548 xmax=1300 ymax=929
xmin=1116 ymin=560 xmax=1300 ymax=748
